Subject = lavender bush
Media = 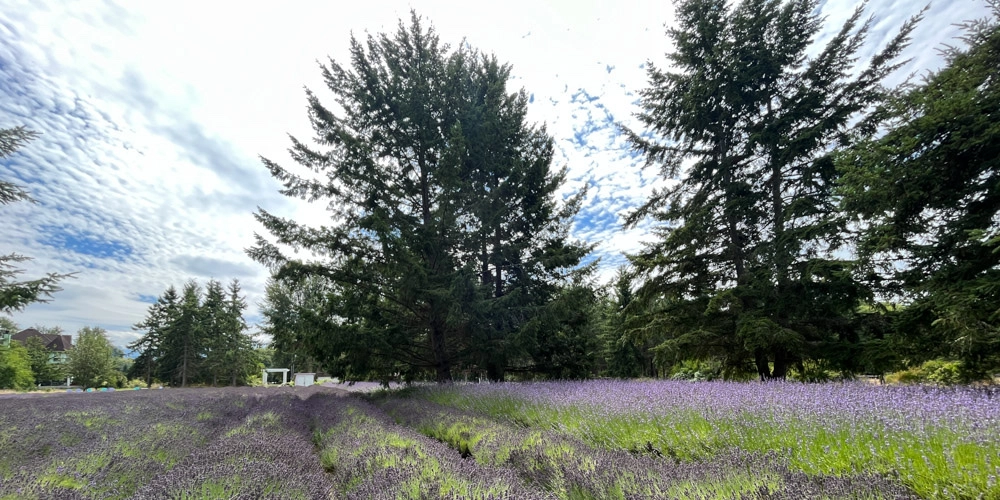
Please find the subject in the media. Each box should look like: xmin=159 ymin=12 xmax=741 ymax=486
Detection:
xmin=377 ymin=397 xmax=917 ymax=499
xmin=406 ymin=380 xmax=1000 ymax=498
xmin=1 ymin=380 xmax=993 ymax=499
xmin=0 ymin=387 xmax=336 ymax=499
xmin=308 ymin=392 xmax=549 ymax=499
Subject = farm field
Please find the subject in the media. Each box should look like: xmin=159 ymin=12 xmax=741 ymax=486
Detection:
xmin=0 ymin=381 xmax=996 ymax=499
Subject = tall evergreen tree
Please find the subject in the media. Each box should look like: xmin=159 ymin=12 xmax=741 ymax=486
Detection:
xmin=248 ymin=12 xmax=590 ymax=382
xmin=158 ymin=281 xmax=204 ymax=387
xmin=600 ymin=267 xmax=650 ymax=378
xmin=259 ymin=275 xmax=329 ymax=377
xmin=219 ymin=279 xmax=256 ymax=386
xmin=128 ymin=286 xmax=180 ymax=385
xmin=839 ymin=4 xmax=1000 ymax=378
xmin=626 ymin=0 xmax=919 ymax=379
xmin=1 ymin=126 xmax=73 ymax=313
xmin=199 ymin=279 xmax=228 ymax=385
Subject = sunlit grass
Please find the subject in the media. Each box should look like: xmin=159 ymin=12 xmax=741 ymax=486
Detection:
xmin=415 ymin=381 xmax=1000 ymax=498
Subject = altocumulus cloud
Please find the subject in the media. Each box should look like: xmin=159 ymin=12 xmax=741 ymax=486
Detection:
xmin=0 ymin=0 xmax=992 ymax=348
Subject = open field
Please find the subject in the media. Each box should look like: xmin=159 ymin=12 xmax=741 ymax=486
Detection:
xmin=0 ymin=381 xmax=996 ymax=499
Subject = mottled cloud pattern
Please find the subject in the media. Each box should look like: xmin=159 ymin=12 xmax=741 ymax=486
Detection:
xmin=0 ymin=0 xmax=990 ymax=347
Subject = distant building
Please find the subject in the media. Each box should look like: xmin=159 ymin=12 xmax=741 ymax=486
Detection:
xmin=11 ymin=329 xmax=73 ymax=364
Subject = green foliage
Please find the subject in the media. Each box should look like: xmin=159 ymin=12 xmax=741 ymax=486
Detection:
xmin=838 ymin=5 xmax=1000 ymax=378
xmin=67 ymin=326 xmax=116 ymax=389
xmin=24 ymin=336 xmax=65 ymax=384
xmin=249 ymin=12 xmax=591 ymax=382
xmin=788 ymin=360 xmax=833 ymax=383
xmin=885 ymin=359 xmax=966 ymax=385
xmin=0 ymin=317 xmax=18 ymax=335
xmin=259 ymin=276 xmax=329 ymax=376
xmin=0 ymin=126 xmax=74 ymax=314
xmin=625 ymin=0 xmax=920 ymax=379
xmin=668 ymin=359 xmax=722 ymax=381
xmin=0 ymin=342 xmax=33 ymax=390
xmin=597 ymin=267 xmax=654 ymax=379
xmin=130 ymin=279 xmax=256 ymax=387
xmin=522 ymin=285 xmax=600 ymax=379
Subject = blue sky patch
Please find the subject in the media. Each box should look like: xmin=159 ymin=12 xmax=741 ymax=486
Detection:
xmin=136 ymin=294 xmax=158 ymax=304
xmin=40 ymin=225 xmax=134 ymax=261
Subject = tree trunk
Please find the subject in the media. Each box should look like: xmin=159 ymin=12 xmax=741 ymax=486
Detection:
xmin=755 ymin=349 xmax=770 ymax=381
xmin=755 ymin=348 xmax=790 ymax=380
xmin=486 ymin=362 xmax=504 ymax=382
xmin=431 ymin=321 xmax=452 ymax=383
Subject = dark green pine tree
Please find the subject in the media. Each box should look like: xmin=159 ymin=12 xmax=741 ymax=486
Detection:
xmin=625 ymin=0 xmax=919 ymax=379
xmin=248 ymin=13 xmax=590 ymax=382
xmin=1 ymin=126 xmax=74 ymax=313
xmin=450 ymin=54 xmax=593 ymax=381
xmin=219 ymin=279 xmax=256 ymax=386
xmin=600 ymin=267 xmax=648 ymax=378
xmin=199 ymin=279 xmax=228 ymax=385
xmin=259 ymin=275 xmax=329 ymax=377
xmin=838 ymin=4 xmax=1000 ymax=379
xmin=128 ymin=285 xmax=180 ymax=385
xmin=158 ymin=280 xmax=204 ymax=387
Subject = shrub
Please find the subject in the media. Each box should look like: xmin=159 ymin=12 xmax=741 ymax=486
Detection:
xmin=669 ymin=359 xmax=722 ymax=381
xmin=0 ymin=343 xmax=34 ymax=390
xmin=789 ymin=360 xmax=833 ymax=383
xmin=126 ymin=378 xmax=148 ymax=389
xmin=885 ymin=359 xmax=964 ymax=385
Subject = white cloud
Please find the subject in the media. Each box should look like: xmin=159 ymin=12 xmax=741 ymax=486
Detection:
xmin=0 ymin=0 xmax=991 ymax=347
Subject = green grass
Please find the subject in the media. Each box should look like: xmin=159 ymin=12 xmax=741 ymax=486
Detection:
xmin=415 ymin=387 xmax=1000 ymax=499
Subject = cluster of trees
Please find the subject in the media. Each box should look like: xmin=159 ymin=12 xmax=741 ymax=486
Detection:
xmin=610 ymin=0 xmax=1000 ymax=382
xmin=5 ymin=2 xmax=995 ymax=385
xmin=129 ymin=279 xmax=259 ymax=387
xmin=0 ymin=320 xmax=127 ymax=390
xmin=251 ymin=14 xmax=595 ymax=383
xmin=256 ymin=2 xmax=1000 ymax=383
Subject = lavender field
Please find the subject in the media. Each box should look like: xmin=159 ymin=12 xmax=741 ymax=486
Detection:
xmin=0 ymin=382 xmax=996 ymax=499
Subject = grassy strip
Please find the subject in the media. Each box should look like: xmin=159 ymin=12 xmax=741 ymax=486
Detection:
xmin=376 ymin=397 xmax=914 ymax=499
xmin=310 ymin=395 xmax=550 ymax=499
xmin=411 ymin=382 xmax=988 ymax=498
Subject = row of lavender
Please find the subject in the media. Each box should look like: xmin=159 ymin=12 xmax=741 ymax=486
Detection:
xmin=2 ymin=382 xmax=994 ymax=498
xmin=399 ymin=380 xmax=1000 ymax=498
xmin=0 ymin=388 xmax=335 ymax=499
xmin=0 ymin=387 xmax=554 ymax=499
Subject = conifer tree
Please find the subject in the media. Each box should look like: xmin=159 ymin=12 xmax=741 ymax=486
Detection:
xmin=839 ymin=4 xmax=1000 ymax=379
xmin=626 ymin=0 xmax=919 ymax=379
xmin=158 ymin=281 xmax=204 ymax=387
xmin=249 ymin=12 xmax=590 ymax=382
xmin=128 ymin=286 xmax=180 ymax=385
xmin=219 ymin=279 xmax=256 ymax=386
xmin=199 ymin=279 xmax=228 ymax=385
xmin=1 ymin=126 xmax=73 ymax=313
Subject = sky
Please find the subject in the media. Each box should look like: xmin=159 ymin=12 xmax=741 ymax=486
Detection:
xmin=0 ymin=0 xmax=991 ymax=349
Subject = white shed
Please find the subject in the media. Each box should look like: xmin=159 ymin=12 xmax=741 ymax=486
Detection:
xmin=294 ymin=372 xmax=316 ymax=387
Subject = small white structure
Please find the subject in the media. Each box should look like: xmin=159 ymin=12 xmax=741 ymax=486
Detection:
xmin=294 ymin=372 xmax=316 ymax=387
xmin=263 ymin=368 xmax=289 ymax=386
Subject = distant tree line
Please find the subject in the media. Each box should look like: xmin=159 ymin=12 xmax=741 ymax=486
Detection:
xmin=255 ymin=2 xmax=1000 ymax=384
xmin=129 ymin=279 xmax=259 ymax=387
